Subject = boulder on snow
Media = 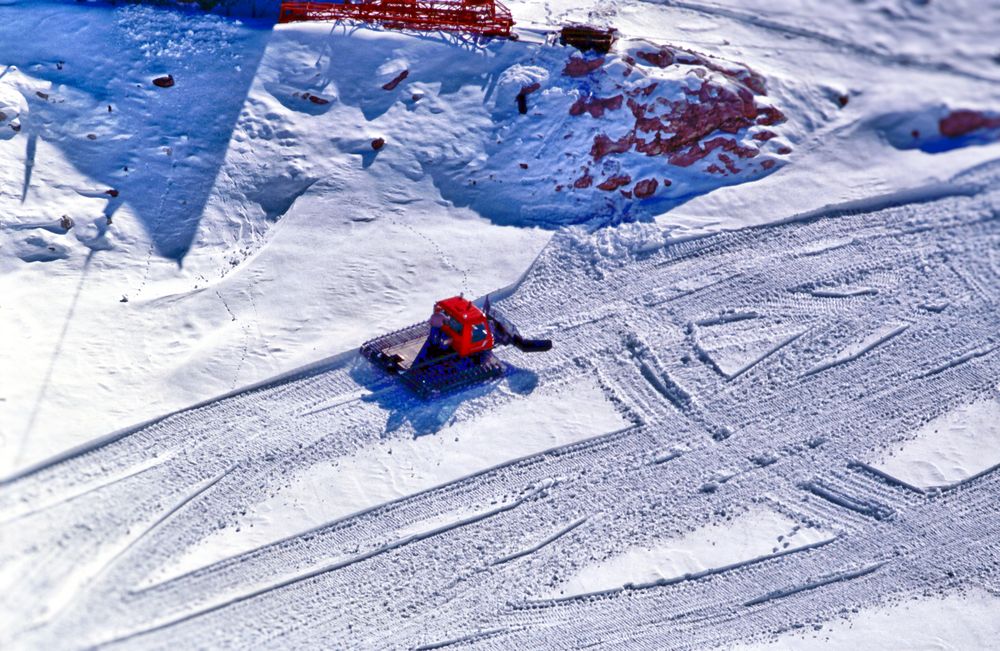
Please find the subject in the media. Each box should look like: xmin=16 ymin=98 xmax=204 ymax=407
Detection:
xmin=939 ymin=109 xmax=1000 ymax=138
xmin=153 ymin=75 xmax=175 ymax=88
xmin=875 ymin=106 xmax=1000 ymax=153
xmin=304 ymin=93 xmax=330 ymax=105
xmin=633 ymin=178 xmax=658 ymax=198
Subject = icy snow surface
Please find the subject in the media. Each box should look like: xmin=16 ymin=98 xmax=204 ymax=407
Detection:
xmin=3 ymin=0 xmax=1000 ymax=648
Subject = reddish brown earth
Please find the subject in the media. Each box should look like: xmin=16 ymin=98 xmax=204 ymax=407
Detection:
xmin=939 ymin=110 xmax=1000 ymax=138
xmin=520 ymin=82 xmax=541 ymax=96
xmin=557 ymin=43 xmax=788 ymax=199
xmin=569 ymin=95 xmax=624 ymax=118
xmin=717 ymin=152 xmax=741 ymax=174
xmin=666 ymin=136 xmax=759 ymax=168
xmin=633 ymin=178 xmax=658 ymax=198
xmin=636 ymin=49 xmax=674 ymax=68
xmin=597 ymin=174 xmax=631 ymax=191
xmin=563 ymin=56 xmax=606 ymax=77
xmin=581 ymin=50 xmax=784 ymax=173
xmin=755 ymin=106 xmax=786 ymax=126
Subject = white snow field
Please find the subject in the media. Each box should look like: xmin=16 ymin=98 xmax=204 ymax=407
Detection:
xmin=736 ymin=588 xmax=1000 ymax=650
xmin=3 ymin=0 xmax=1000 ymax=648
xmin=872 ymin=393 xmax=1000 ymax=491
xmin=552 ymin=508 xmax=833 ymax=599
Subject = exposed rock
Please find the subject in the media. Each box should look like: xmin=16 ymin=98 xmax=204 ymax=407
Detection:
xmin=597 ymin=174 xmax=631 ymax=191
xmin=939 ymin=110 xmax=1000 ymax=138
xmin=382 ymin=69 xmax=409 ymax=91
xmin=633 ymin=178 xmax=658 ymax=198
xmin=563 ymin=56 xmax=605 ymax=77
xmin=636 ymin=48 xmax=674 ymax=68
xmin=569 ymin=94 xmax=623 ymax=118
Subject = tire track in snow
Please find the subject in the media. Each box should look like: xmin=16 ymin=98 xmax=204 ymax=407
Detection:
xmin=27 ymin=465 xmax=236 ymax=634
xmin=802 ymin=323 xmax=910 ymax=378
xmin=742 ymin=562 xmax=886 ymax=608
xmin=97 ymin=483 xmax=547 ymax=647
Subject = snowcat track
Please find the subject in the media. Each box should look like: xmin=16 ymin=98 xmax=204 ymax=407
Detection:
xmin=403 ymin=353 xmax=505 ymax=398
xmin=360 ymin=321 xmax=505 ymax=398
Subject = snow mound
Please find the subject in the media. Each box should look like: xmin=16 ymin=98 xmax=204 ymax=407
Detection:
xmin=0 ymin=77 xmax=26 ymax=139
xmin=435 ymin=38 xmax=792 ymax=226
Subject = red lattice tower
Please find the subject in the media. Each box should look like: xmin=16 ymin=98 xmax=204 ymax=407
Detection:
xmin=278 ymin=0 xmax=515 ymax=39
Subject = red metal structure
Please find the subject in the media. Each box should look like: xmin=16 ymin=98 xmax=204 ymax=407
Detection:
xmin=434 ymin=296 xmax=495 ymax=357
xmin=277 ymin=0 xmax=515 ymax=39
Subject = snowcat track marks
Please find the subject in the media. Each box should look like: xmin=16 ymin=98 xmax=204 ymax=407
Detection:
xmin=8 ymin=166 xmax=1000 ymax=650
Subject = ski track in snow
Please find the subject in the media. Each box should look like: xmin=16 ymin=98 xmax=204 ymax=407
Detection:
xmin=3 ymin=161 xmax=1000 ymax=649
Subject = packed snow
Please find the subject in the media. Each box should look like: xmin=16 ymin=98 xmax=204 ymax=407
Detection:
xmin=737 ymin=588 xmax=1000 ymax=650
xmin=4 ymin=0 xmax=1000 ymax=477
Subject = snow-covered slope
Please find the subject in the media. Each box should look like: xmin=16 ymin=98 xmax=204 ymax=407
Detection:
xmin=2 ymin=0 xmax=1000 ymax=648
xmin=4 ymin=0 xmax=1000 ymax=476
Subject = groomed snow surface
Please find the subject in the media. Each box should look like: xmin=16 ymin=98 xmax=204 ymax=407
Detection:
xmin=150 ymin=376 xmax=628 ymax=585
xmin=3 ymin=0 xmax=1000 ymax=648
